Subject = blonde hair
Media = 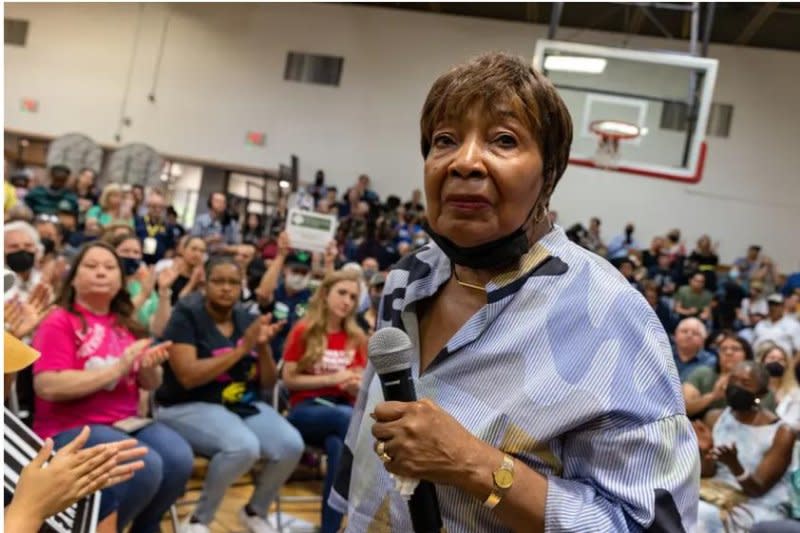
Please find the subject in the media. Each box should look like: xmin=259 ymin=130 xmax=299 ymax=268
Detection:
xmin=757 ymin=341 xmax=798 ymax=397
xmin=99 ymin=183 xmax=123 ymax=212
xmin=297 ymin=269 xmax=366 ymax=372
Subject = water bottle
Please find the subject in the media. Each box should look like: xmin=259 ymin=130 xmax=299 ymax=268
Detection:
xmin=791 ymin=441 xmax=800 ymax=519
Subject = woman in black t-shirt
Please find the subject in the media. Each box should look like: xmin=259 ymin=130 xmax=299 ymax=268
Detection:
xmin=156 ymin=255 xmax=304 ymax=532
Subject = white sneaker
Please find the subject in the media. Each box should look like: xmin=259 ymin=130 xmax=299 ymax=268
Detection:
xmin=179 ymin=518 xmax=211 ymax=533
xmin=238 ymin=508 xmax=280 ymax=533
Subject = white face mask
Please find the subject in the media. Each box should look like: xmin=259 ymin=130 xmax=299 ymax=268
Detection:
xmin=285 ymin=273 xmax=310 ymax=292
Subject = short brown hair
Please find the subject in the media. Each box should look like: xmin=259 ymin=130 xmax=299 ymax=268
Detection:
xmin=420 ymin=52 xmax=573 ymax=191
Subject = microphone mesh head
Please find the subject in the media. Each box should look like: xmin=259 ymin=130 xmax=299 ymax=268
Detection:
xmin=368 ymin=327 xmax=414 ymax=374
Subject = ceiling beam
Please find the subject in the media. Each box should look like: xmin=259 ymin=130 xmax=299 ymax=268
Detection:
xmin=628 ymin=6 xmax=646 ymax=34
xmin=735 ymin=3 xmax=778 ymax=45
xmin=525 ymin=3 xmax=539 ymax=23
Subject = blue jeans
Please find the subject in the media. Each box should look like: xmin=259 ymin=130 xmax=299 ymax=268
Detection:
xmin=287 ymin=399 xmax=352 ymax=533
xmin=157 ymin=401 xmax=304 ymax=525
xmin=52 ymin=422 xmax=194 ymax=533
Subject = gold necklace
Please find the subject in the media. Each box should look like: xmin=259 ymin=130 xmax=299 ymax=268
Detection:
xmin=452 ymin=268 xmax=487 ymax=292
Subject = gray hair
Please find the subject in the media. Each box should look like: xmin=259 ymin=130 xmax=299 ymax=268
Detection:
xmin=677 ymin=317 xmax=708 ymax=340
xmin=4 ymin=220 xmax=42 ymax=255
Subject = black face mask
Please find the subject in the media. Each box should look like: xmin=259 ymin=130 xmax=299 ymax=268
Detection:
xmin=121 ymin=257 xmax=141 ymax=277
xmin=423 ymin=221 xmax=530 ymax=270
xmin=40 ymin=237 xmax=56 ymax=255
xmin=726 ymin=384 xmax=759 ymax=411
xmin=6 ymin=250 xmax=35 ymax=273
xmin=765 ymin=362 xmax=785 ymax=378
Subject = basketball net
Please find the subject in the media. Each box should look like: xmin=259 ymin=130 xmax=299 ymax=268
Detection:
xmin=594 ymin=134 xmax=620 ymax=169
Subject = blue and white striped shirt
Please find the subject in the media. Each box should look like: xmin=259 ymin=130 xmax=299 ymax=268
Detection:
xmin=331 ymin=226 xmax=699 ymax=532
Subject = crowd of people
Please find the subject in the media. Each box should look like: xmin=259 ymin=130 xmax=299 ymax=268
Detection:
xmin=4 ymin=158 xmax=800 ymax=533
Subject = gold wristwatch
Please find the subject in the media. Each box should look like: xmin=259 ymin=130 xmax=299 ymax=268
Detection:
xmin=483 ymin=454 xmax=515 ymax=509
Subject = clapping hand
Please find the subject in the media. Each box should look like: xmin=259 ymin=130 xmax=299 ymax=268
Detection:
xmin=244 ymin=314 xmax=286 ymax=351
xmin=139 ymin=341 xmax=173 ymax=369
xmin=4 ymin=284 xmax=52 ymax=339
xmin=11 ymin=426 xmax=147 ymax=523
xmin=708 ymin=443 xmax=743 ymax=474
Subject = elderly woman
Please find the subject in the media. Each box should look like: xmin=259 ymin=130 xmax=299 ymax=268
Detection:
xmin=694 ymin=362 xmax=794 ymax=532
xmin=331 ymin=53 xmax=699 ymax=532
xmin=87 ymin=183 xmax=133 ymax=228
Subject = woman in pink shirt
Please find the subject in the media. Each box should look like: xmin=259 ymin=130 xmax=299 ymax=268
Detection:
xmin=32 ymin=241 xmax=193 ymax=533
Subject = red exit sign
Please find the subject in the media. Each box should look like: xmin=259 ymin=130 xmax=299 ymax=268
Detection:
xmin=245 ymin=131 xmax=266 ymax=146
xmin=20 ymin=98 xmax=38 ymax=113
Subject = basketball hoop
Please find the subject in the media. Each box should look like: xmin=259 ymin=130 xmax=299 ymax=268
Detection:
xmin=590 ymin=120 xmax=641 ymax=169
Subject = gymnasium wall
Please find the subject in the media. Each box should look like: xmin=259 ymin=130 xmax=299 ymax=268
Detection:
xmin=4 ymin=3 xmax=799 ymax=270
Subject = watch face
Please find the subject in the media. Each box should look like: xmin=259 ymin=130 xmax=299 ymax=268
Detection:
xmin=494 ymin=469 xmax=514 ymax=489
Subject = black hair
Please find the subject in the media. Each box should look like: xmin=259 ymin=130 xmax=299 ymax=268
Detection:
xmin=57 ymin=241 xmax=146 ymax=338
xmin=714 ymin=332 xmax=754 ymax=374
xmin=204 ymin=254 xmax=241 ymax=280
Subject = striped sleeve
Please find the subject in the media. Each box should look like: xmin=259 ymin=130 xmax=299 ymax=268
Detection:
xmin=544 ymin=414 xmax=700 ymax=532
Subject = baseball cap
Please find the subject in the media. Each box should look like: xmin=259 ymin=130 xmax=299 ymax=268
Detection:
xmin=285 ymin=251 xmax=312 ymax=271
xmin=57 ymin=198 xmax=79 ymax=216
xmin=369 ymin=272 xmax=386 ymax=287
xmin=4 ymin=332 xmax=40 ymax=374
xmin=767 ymin=293 xmax=784 ymax=305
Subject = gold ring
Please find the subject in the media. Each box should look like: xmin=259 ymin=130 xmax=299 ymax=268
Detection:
xmin=374 ymin=440 xmax=392 ymax=463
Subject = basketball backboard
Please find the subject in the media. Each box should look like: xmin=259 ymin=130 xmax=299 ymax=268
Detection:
xmin=533 ymin=40 xmax=718 ymax=183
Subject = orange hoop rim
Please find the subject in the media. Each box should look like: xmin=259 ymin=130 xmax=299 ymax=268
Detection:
xmin=589 ymin=119 xmax=641 ymax=141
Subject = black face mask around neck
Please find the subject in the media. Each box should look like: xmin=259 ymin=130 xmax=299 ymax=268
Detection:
xmin=423 ymin=221 xmax=530 ymax=270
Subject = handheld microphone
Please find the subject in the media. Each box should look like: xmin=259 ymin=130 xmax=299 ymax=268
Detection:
xmin=368 ymin=327 xmax=443 ymax=533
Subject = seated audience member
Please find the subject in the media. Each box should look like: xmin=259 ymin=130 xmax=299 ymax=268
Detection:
xmin=233 ymin=243 xmax=265 ymax=309
xmin=641 ymin=280 xmax=675 ymax=334
xmin=4 ymin=221 xmax=44 ymax=303
xmin=641 ymin=236 xmax=666 ymax=271
xmin=754 ymin=293 xmax=800 ymax=357
xmin=683 ymin=333 xmax=773 ymax=419
xmin=664 ymin=228 xmax=686 ymax=263
xmin=617 ymin=257 xmax=641 ymax=290
xmin=4 ymin=332 xmax=148 ymax=533
xmin=112 ymin=234 xmax=178 ymax=337
xmin=606 ymin=222 xmax=641 ymax=263
xmin=687 ymin=234 xmax=719 ymax=292
xmin=739 ymin=280 xmax=768 ymax=327
xmin=283 ymin=270 xmax=368 ymax=533
xmin=31 ymin=241 xmax=193 ymax=533
xmin=157 ymin=255 xmax=304 ymax=533
xmin=242 ymin=213 xmax=265 ymax=247
xmin=693 ymin=362 xmax=794 ymax=532
xmin=403 ymin=188 xmax=425 ymax=217
xmin=672 ymin=318 xmax=717 ymax=382
xmin=255 ymin=233 xmax=313 ymax=360
xmin=782 ymin=270 xmax=800 ymax=298
xmin=134 ymin=188 xmax=175 ymax=265
xmin=357 ymin=273 xmax=385 ymax=335
xmin=23 ymin=165 xmax=78 ymax=216
xmin=72 ymin=167 xmax=99 ymax=225
xmin=166 ymin=205 xmax=187 ymax=242
xmin=170 ymin=236 xmax=207 ymax=306
xmin=582 ymin=216 xmax=605 ymax=255
xmin=191 ymin=191 xmax=241 ymax=250
xmin=87 ymin=183 xmax=134 ymax=228
xmin=751 ymin=256 xmax=780 ymax=296
xmin=33 ymin=215 xmax=62 ymax=259
xmin=130 ymin=184 xmax=146 ymax=217
xmin=758 ymin=342 xmax=800 ymax=432
xmin=341 ymin=262 xmax=371 ymax=313
xmin=5 ymin=202 xmax=35 ymax=224
xmin=732 ymin=245 xmax=762 ymax=287
xmin=68 ymin=216 xmax=103 ymax=249
xmin=55 ymin=199 xmax=80 ymax=250
xmin=674 ymin=272 xmax=713 ymax=321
